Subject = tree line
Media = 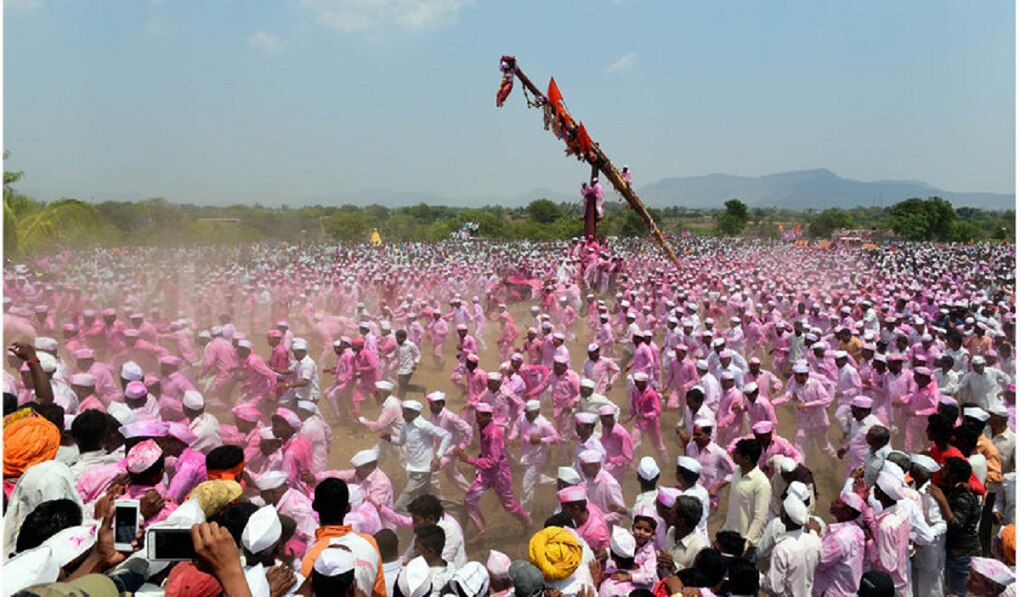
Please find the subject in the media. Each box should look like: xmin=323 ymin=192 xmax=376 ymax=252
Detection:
xmin=3 ymin=160 xmax=1013 ymax=257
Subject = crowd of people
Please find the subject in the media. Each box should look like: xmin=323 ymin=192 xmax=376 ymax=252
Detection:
xmin=1 ymin=235 xmax=1016 ymax=596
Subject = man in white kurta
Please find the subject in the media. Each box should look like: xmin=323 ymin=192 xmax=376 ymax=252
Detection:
xmin=762 ymin=495 xmax=822 ymax=596
xmin=184 ymin=390 xmax=222 ymax=454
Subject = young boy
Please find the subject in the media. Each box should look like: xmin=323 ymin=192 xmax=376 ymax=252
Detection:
xmin=413 ymin=524 xmax=452 ymax=596
xmin=374 ymin=529 xmax=401 ymax=596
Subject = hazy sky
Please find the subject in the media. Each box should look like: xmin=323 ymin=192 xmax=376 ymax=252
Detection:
xmin=4 ymin=0 xmax=1015 ymax=206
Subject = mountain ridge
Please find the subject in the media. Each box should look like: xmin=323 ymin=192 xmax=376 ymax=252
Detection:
xmin=635 ymin=169 xmax=1012 ymax=210
xmin=19 ymin=169 xmax=1014 ymax=210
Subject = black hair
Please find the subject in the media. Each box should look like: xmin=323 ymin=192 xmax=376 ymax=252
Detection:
xmin=692 ymin=548 xmax=727 ymax=586
xmin=33 ymin=402 xmax=64 ymax=432
xmin=677 ymin=466 xmax=701 ymax=487
xmin=867 ymin=425 xmax=891 ymax=447
xmin=313 ymin=478 xmax=350 ymax=523
xmin=674 ymin=496 xmax=703 ymax=533
xmin=937 ymin=403 xmax=960 ymax=422
xmin=858 ymin=570 xmax=895 ymax=597
xmin=686 ymin=387 xmax=705 ymax=403
xmin=3 ymin=392 xmax=17 ymax=416
xmin=952 ymin=425 xmax=980 ymax=454
xmin=927 ymin=413 xmax=955 ymax=443
xmin=216 ymin=502 xmax=259 ymax=545
xmin=279 ymin=514 xmax=297 ymax=544
xmin=726 ymin=558 xmax=759 ymax=595
xmin=734 ymin=438 xmax=762 ymax=462
xmin=544 ymin=512 xmax=575 ymax=529
xmin=638 ymin=471 xmax=660 ymax=490
xmin=714 ymin=530 xmax=745 ymax=558
xmin=374 ymin=529 xmax=399 ymax=561
xmin=15 ymin=499 xmax=83 ymax=553
xmin=943 ymin=457 xmax=973 ymax=484
xmin=413 ymin=524 xmax=446 ymax=557
xmin=71 ymin=409 xmax=108 ymax=452
xmin=311 ymin=569 xmax=356 ymax=596
xmin=206 ymin=445 xmax=245 ymax=471
xmin=676 ymin=568 xmax=708 ymax=587
xmin=407 ymin=494 xmax=443 ymax=522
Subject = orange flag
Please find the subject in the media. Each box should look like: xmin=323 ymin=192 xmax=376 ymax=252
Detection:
xmin=547 ymin=77 xmax=570 ymax=122
xmin=547 ymin=77 xmax=563 ymax=108
xmin=576 ymin=122 xmax=592 ymax=155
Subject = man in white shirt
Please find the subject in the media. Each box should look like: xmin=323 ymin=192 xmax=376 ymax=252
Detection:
xmin=762 ymin=495 xmax=822 ymax=596
xmin=664 ymin=494 xmax=709 ymax=571
xmin=183 ymin=390 xmax=222 ymax=454
xmin=280 ymin=338 xmax=320 ymax=406
xmin=394 ymin=329 xmax=425 ymax=397
xmin=382 ymin=493 xmax=468 ymax=569
xmin=958 ymin=356 xmax=1010 ymax=410
xmin=988 ymin=402 xmax=1015 ymax=474
xmin=909 ymin=454 xmax=947 ymax=597
xmin=359 ymin=381 xmax=405 ymax=467
xmin=383 ymin=399 xmax=451 ymax=512
xmin=675 ymin=456 xmax=710 ymax=540
xmin=374 ymin=529 xmax=403 ymax=597
xmin=723 ymin=438 xmax=771 ymax=553
xmin=935 ymin=354 xmax=961 ymax=396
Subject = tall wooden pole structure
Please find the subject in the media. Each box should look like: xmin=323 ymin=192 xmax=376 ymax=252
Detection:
xmin=496 ymin=56 xmax=681 ymax=269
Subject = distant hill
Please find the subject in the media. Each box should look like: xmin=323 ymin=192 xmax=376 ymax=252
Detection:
xmin=636 ymin=169 xmax=1014 ymax=210
xmin=301 ymin=187 xmax=577 ymax=209
xmin=20 ymin=169 xmax=1013 ymax=210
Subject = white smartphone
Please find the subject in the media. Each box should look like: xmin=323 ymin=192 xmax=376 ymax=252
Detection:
xmin=113 ymin=499 xmax=140 ymax=552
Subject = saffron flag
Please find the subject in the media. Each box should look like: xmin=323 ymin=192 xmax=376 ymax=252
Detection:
xmin=576 ymin=122 xmax=592 ymax=155
xmin=547 ymin=77 xmax=571 ymax=122
xmin=547 ymin=77 xmax=563 ymax=109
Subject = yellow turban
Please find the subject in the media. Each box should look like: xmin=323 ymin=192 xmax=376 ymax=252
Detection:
xmin=187 ymin=480 xmax=244 ymax=517
xmin=528 ymin=526 xmax=582 ymax=581
xmin=3 ymin=414 xmax=60 ymax=478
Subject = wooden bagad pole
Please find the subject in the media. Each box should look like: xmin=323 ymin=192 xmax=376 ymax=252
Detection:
xmin=500 ymin=57 xmax=682 ymax=269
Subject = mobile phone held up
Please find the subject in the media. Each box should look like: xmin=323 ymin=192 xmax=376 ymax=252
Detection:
xmin=113 ymin=499 xmax=140 ymax=552
xmin=146 ymin=528 xmax=198 ymax=561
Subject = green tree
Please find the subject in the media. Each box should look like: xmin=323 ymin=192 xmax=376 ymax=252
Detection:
xmin=948 ymin=220 xmax=982 ymax=243
xmin=888 ymin=197 xmax=957 ymax=241
xmin=809 ymin=208 xmax=858 ymax=238
xmin=618 ymin=209 xmax=647 ymax=237
xmin=6 ymin=198 xmax=103 ymax=256
xmin=325 ymin=211 xmax=369 ymax=242
xmin=715 ymin=198 xmax=750 ymax=236
xmin=4 ymin=153 xmax=103 ymax=256
xmin=526 ymin=199 xmax=561 ymax=224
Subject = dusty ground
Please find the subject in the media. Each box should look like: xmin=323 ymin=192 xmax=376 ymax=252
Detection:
xmin=313 ymin=299 xmax=848 ymax=561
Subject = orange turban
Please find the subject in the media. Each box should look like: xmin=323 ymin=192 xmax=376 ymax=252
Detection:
xmin=1002 ymin=524 xmax=1015 ymax=565
xmin=3 ymin=415 xmax=61 ymax=477
xmin=528 ymin=526 xmax=582 ymax=582
xmin=166 ymin=561 xmax=222 ymax=597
